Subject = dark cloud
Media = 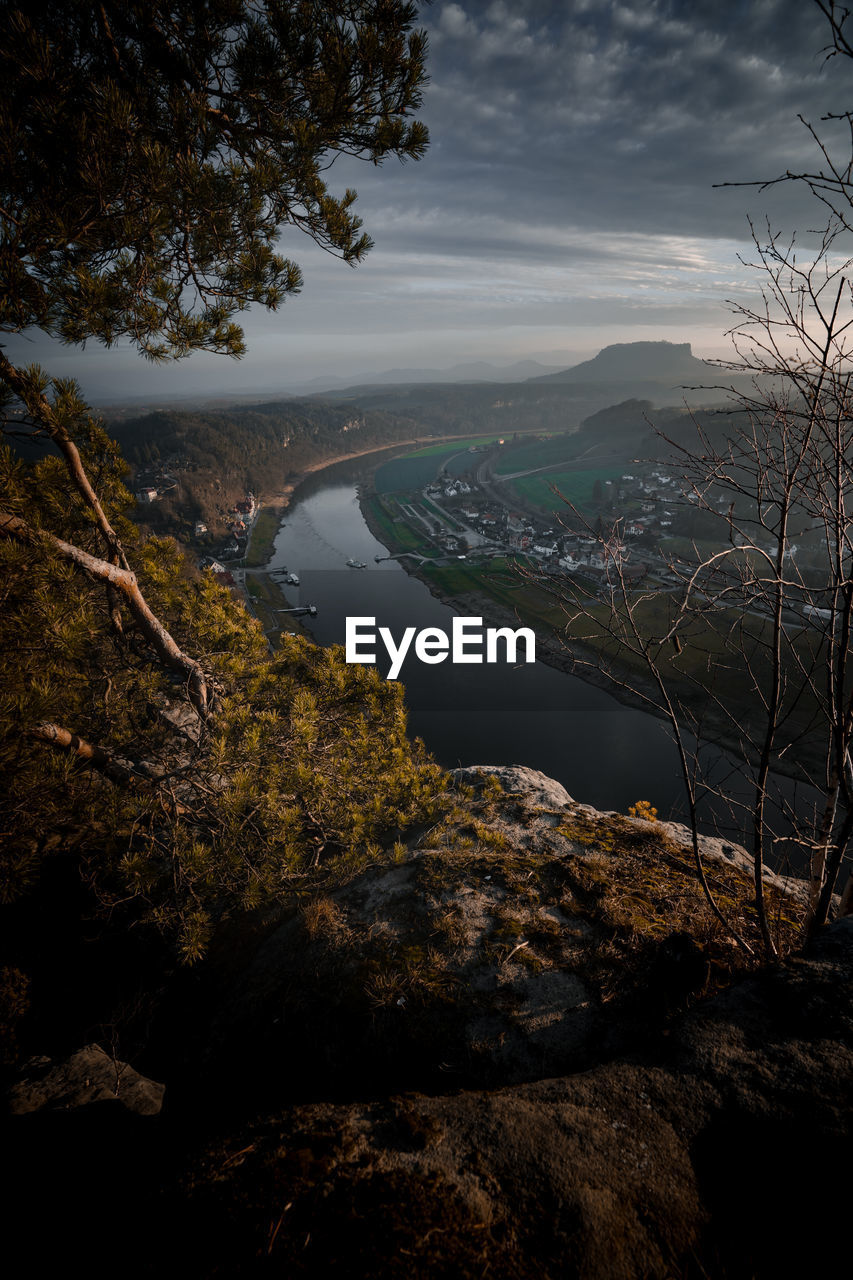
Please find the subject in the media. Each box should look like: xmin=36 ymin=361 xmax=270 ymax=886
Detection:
xmin=7 ymin=0 xmax=853 ymax=397
xmin=409 ymin=0 xmax=849 ymax=242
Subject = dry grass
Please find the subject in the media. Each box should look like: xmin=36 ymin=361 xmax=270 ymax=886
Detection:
xmin=558 ymin=809 xmax=806 ymax=969
xmin=301 ymin=896 xmax=351 ymax=942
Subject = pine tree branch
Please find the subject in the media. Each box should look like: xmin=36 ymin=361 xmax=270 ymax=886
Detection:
xmin=0 ymin=509 xmax=217 ymax=718
xmin=0 ymin=351 xmax=130 ymax=570
xmin=25 ymin=721 xmax=140 ymax=786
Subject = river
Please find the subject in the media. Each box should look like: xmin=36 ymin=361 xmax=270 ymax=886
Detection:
xmin=266 ymin=455 xmax=819 ymax=861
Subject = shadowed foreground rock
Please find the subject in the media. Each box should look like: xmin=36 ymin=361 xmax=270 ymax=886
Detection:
xmin=8 ymin=1044 xmax=165 ymax=1116
xmin=172 ymin=765 xmax=812 ymax=1108
xmin=177 ymin=917 xmax=853 ymax=1278
xmin=4 ymin=768 xmax=851 ymax=1277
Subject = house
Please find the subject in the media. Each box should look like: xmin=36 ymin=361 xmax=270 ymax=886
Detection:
xmin=194 ymin=521 xmax=208 ymax=536
xmin=136 ymin=487 xmax=158 ymax=503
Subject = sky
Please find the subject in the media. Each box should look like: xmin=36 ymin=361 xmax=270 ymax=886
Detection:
xmin=6 ymin=0 xmax=853 ymax=402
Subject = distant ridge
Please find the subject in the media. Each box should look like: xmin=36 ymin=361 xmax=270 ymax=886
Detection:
xmin=307 ymin=358 xmax=567 ymax=394
xmin=529 ymin=341 xmax=717 ymax=386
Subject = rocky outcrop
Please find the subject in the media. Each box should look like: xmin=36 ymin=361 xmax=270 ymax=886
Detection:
xmin=452 ymin=763 xmax=574 ymax=808
xmin=4 ymin=767 xmax=851 ymax=1279
xmin=7 ymin=1044 xmax=165 ymax=1116
xmin=176 ymin=918 xmax=853 ymax=1279
xmin=457 ymin=764 xmax=811 ymax=899
xmin=174 ymin=765 xmax=811 ymax=1109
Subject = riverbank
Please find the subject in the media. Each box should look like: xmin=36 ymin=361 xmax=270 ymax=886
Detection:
xmin=243 ymin=505 xmax=286 ymax=568
xmin=358 ymin=477 xmax=826 ymax=799
xmin=245 ymin=436 xmax=824 ymax=802
xmin=241 ymin=443 xmax=415 ymax=626
xmin=256 ymin=430 xmax=509 ymax=527
xmin=240 ymin=434 xmax=498 ymax=642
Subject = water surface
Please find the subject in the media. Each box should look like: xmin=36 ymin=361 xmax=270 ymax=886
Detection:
xmin=271 ymin=475 xmax=698 ymax=818
xmin=267 ymin=458 xmax=819 ymax=870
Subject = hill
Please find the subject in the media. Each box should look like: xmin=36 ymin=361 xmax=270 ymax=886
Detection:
xmin=533 ymin=340 xmax=714 ymax=385
xmin=105 ymin=397 xmax=423 ymax=540
xmin=99 ymin=341 xmax=753 ymax=545
xmin=295 ymin=358 xmax=566 ymax=393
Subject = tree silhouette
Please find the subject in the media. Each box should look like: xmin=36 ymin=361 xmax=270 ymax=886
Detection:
xmin=0 ymin=0 xmax=428 ymax=716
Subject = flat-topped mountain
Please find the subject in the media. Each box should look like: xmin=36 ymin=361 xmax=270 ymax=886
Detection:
xmin=530 ymin=340 xmax=717 ymax=385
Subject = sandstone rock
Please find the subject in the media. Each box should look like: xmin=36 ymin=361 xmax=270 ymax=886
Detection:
xmin=177 ymin=920 xmax=853 ymax=1280
xmin=185 ymin=764 xmax=815 ymax=1108
xmin=453 ymin=764 xmax=574 ymax=808
xmin=7 ymin=1044 xmax=165 ymax=1116
xmin=656 ymin=818 xmax=812 ymax=902
xmin=459 ymin=763 xmax=811 ymax=901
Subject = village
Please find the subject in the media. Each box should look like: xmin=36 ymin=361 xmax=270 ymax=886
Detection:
xmin=129 ymin=436 xmax=828 ymax=623
xmin=195 ymin=492 xmax=258 ymax=579
xmin=133 ymin=456 xmax=259 ymax=579
xmin=387 ymin=448 xmax=829 ymax=626
xmin=377 ymin=454 xmax=691 ymax=592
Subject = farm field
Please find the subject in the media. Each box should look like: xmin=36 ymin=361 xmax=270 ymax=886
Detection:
xmin=244 ymin=506 xmax=282 ymax=567
xmin=422 ymin=557 xmax=569 ymax=631
xmin=362 ymin=494 xmax=436 ymax=554
xmin=492 ymin=432 xmax=578 ymax=474
xmin=408 ymin=435 xmax=505 ymax=457
xmin=374 ymin=435 xmax=505 ymax=492
xmin=506 ymin=465 xmax=625 ymax=513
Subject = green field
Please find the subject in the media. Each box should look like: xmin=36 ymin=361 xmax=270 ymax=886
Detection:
xmin=363 ymin=494 xmax=436 ymax=554
xmin=656 ymin=535 xmax=731 ymax=562
xmin=244 ymin=505 xmax=282 ymax=567
xmin=507 ymin=466 xmax=624 ymax=513
xmin=422 ymin=558 xmax=569 ymax=631
xmin=374 ymin=436 xmax=504 ymax=493
xmin=493 ymin=433 xmax=578 ymax=475
xmin=407 ymin=435 xmax=505 ymax=457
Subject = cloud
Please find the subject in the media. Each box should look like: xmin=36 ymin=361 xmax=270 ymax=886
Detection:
xmin=9 ymin=0 xmax=853 ymax=397
xmin=416 ymin=0 xmax=849 ymax=243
